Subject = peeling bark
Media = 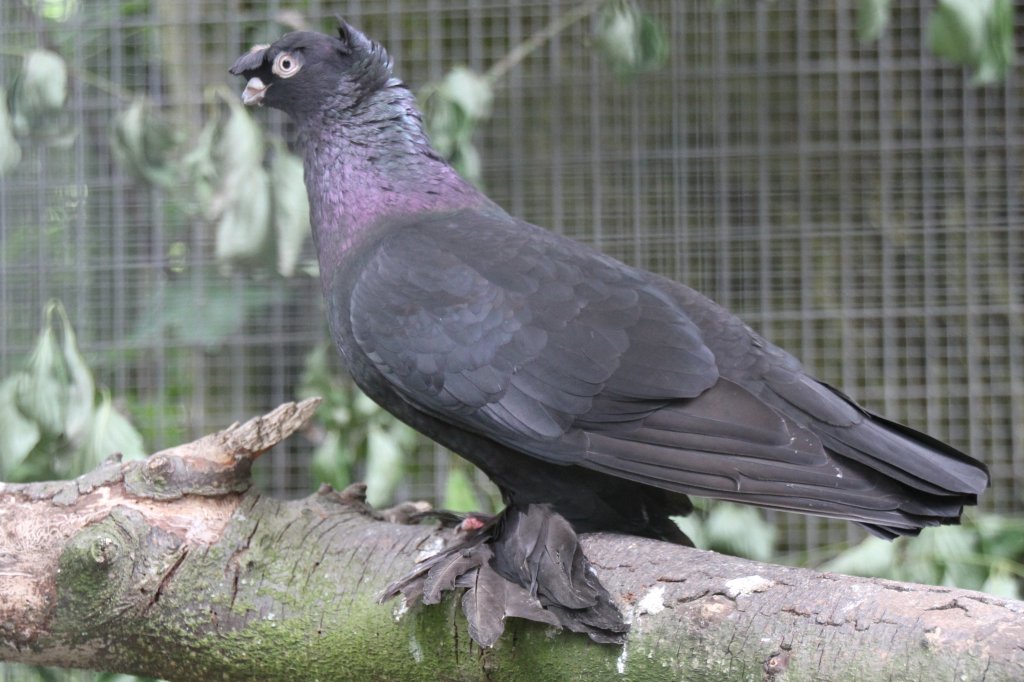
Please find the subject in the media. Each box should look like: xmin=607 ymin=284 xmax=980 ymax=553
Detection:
xmin=1 ymin=400 xmax=1022 ymax=681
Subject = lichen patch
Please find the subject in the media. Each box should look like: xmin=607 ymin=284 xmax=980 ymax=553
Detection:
xmin=724 ymin=575 xmax=775 ymax=599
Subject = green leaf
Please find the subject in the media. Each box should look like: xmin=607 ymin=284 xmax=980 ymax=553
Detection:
xmin=670 ymin=514 xmax=706 ymax=549
xmin=9 ymin=49 xmax=68 ymax=136
xmin=596 ymin=0 xmax=668 ymax=74
xmin=0 ymin=301 xmax=146 ymax=483
xmin=0 ymin=376 xmax=42 ymax=477
xmin=441 ymin=67 xmax=493 ymax=123
xmin=420 ymin=67 xmax=493 ymax=186
xmin=635 ymin=13 xmax=669 ymax=70
xmin=78 ymin=390 xmax=146 ymax=471
xmin=4 ymin=448 xmax=59 ymax=484
xmin=928 ymin=0 xmax=1014 ymax=83
xmin=55 ymin=302 xmax=95 ymax=446
xmin=20 ymin=49 xmax=68 ymax=108
xmin=14 ymin=305 xmax=67 ymax=436
xmin=267 ymin=139 xmax=310 ymax=277
xmin=820 ymin=536 xmax=896 ymax=577
xmin=130 ymin=280 xmax=285 ymax=349
xmin=33 ymin=0 xmax=80 ymax=23
xmin=903 ymin=525 xmax=981 ymax=586
xmin=363 ymin=422 xmax=407 ymax=507
xmin=703 ymin=503 xmax=775 ymax=561
xmin=353 ymin=390 xmax=380 ymax=419
xmin=976 ymin=514 xmax=1024 ymax=560
xmin=208 ymin=93 xmax=271 ymax=264
xmin=182 ymin=117 xmax=219 ymax=213
xmin=310 ymin=430 xmax=351 ymax=491
xmin=857 ymin=0 xmax=891 ymax=44
xmin=111 ymin=98 xmax=182 ymax=188
xmin=443 ymin=465 xmax=479 ymax=513
xmin=0 ymin=87 xmax=22 ymax=174
xmin=981 ymin=567 xmax=1020 ymax=600
xmin=214 ymin=170 xmax=271 ymax=264
xmin=597 ymin=0 xmax=640 ymax=69
xmin=450 ymin=142 xmax=482 ymax=187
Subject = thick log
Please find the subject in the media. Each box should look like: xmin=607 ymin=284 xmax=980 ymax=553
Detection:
xmin=0 ymin=401 xmax=1021 ymax=681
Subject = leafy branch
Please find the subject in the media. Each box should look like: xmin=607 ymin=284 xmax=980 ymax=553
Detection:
xmin=858 ymin=0 xmax=1014 ymax=83
xmin=0 ymin=301 xmax=145 ymax=483
xmin=422 ymin=0 xmax=668 ymax=185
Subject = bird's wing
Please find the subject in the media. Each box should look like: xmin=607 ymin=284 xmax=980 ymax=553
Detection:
xmin=350 ymin=210 xmax=984 ymax=533
xmin=351 ymin=211 xmax=719 ymax=461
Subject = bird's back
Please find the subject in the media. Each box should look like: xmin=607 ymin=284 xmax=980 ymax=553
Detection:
xmin=327 ymin=208 xmax=988 ymax=539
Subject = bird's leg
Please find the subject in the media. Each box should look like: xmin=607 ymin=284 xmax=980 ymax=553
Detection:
xmin=380 ymin=503 xmax=627 ymax=646
xmin=455 ymin=513 xmax=491 ymax=532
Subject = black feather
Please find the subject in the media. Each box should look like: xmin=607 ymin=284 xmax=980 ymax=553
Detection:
xmin=381 ymin=505 xmax=625 ymax=646
xmin=228 ymin=45 xmax=269 ymax=75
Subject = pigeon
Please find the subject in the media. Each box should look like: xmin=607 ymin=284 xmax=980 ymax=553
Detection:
xmin=231 ymin=21 xmax=989 ymax=645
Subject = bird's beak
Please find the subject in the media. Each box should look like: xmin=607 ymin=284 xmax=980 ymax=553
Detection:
xmin=241 ymin=77 xmax=268 ymax=107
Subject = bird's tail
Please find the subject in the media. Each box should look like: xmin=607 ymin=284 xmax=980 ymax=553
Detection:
xmin=580 ymin=379 xmax=988 ymax=538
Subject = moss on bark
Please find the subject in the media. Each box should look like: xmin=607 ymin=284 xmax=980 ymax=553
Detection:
xmin=36 ymin=490 xmax=1023 ymax=681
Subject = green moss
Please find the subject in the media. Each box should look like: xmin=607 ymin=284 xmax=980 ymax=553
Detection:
xmin=49 ymin=492 xmax=1004 ymax=681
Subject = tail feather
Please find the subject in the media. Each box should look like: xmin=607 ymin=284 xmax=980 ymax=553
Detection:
xmin=762 ymin=373 xmax=989 ymax=497
xmin=579 ymin=379 xmax=987 ymax=535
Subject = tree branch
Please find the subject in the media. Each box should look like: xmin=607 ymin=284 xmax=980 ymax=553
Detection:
xmin=1 ymin=401 xmax=1021 ymax=680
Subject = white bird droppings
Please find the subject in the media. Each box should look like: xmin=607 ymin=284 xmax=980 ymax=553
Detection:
xmin=415 ymin=535 xmax=445 ymax=562
xmin=637 ymin=585 xmax=667 ymax=616
xmin=409 ymin=633 xmax=423 ymax=663
xmin=393 ymin=595 xmax=410 ymax=621
xmin=724 ymin=575 xmax=775 ymax=599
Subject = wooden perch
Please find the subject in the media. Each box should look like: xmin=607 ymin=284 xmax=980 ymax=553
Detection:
xmin=1 ymin=401 xmax=1022 ymax=681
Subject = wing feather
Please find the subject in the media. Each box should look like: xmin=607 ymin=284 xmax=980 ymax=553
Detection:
xmin=348 ymin=209 xmax=987 ymax=536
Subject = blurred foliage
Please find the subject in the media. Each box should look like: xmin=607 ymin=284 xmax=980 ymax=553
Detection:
xmin=857 ymin=0 xmax=892 ymax=44
xmin=422 ymin=0 xmax=668 ymax=184
xmin=677 ymin=503 xmax=1024 ymax=601
xmin=0 ymin=301 xmax=145 ymax=482
xmin=7 ymin=49 xmax=70 ymax=139
xmin=0 ymin=302 xmax=153 ymax=682
xmin=109 ymin=89 xmax=312 ymax=277
xmin=822 ymin=514 xmax=1024 ymax=600
xmin=204 ymin=92 xmax=272 ymax=267
xmin=299 ymin=343 xmax=417 ymax=507
xmin=927 ymin=0 xmax=1014 ymax=83
xmin=126 ymin=279 xmax=287 ymax=349
xmin=855 ymin=0 xmax=1014 ymax=82
xmin=420 ymin=67 xmax=494 ymax=187
xmin=595 ymin=0 xmax=668 ymax=74
xmin=0 ymin=48 xmax=72 ymax=175
xmin=443 ymin=463 xmax=485 ymax=513
xmin=299 ymin=342 xmax=502 ymax=512
xmin=111 ymin=98 xmax=182 ymax=189
xmin=674 ymin=500 xmax=778 ymax=563
xmin=0 ymin=87 xmax=21 ymax=172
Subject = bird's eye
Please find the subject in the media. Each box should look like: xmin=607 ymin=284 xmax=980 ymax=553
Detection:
xmin=273 ymin=52 xmax=301 ymax=78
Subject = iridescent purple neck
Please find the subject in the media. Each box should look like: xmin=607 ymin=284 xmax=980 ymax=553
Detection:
xmin=298 ymin=84 xmax=492 ymax=283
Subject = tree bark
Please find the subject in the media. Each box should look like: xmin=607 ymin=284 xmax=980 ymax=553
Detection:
xmin=1 ymin=401 xmax=1021 ymax=681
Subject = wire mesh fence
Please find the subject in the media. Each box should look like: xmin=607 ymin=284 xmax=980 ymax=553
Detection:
xmin=1 ymin=0 xmax=1021 ymax=559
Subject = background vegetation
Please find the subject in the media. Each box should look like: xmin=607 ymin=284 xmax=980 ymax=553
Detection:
xmin=0 ymin=1 xmax=1020 ymax=678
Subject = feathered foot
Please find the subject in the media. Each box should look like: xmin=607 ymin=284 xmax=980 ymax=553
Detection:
xmin=380 ymin=503 xmax=627 ymax=647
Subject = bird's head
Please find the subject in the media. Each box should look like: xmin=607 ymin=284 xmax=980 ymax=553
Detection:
xmin=229 ymin=20 xmax=394 ymax=120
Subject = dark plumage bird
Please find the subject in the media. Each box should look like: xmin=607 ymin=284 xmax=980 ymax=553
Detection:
xmin=232 ymin=22 xmax=989 ymax=645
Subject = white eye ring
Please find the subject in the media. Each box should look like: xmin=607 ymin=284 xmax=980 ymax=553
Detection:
xmin=272 ymin=52 xmax=301 ymax=78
